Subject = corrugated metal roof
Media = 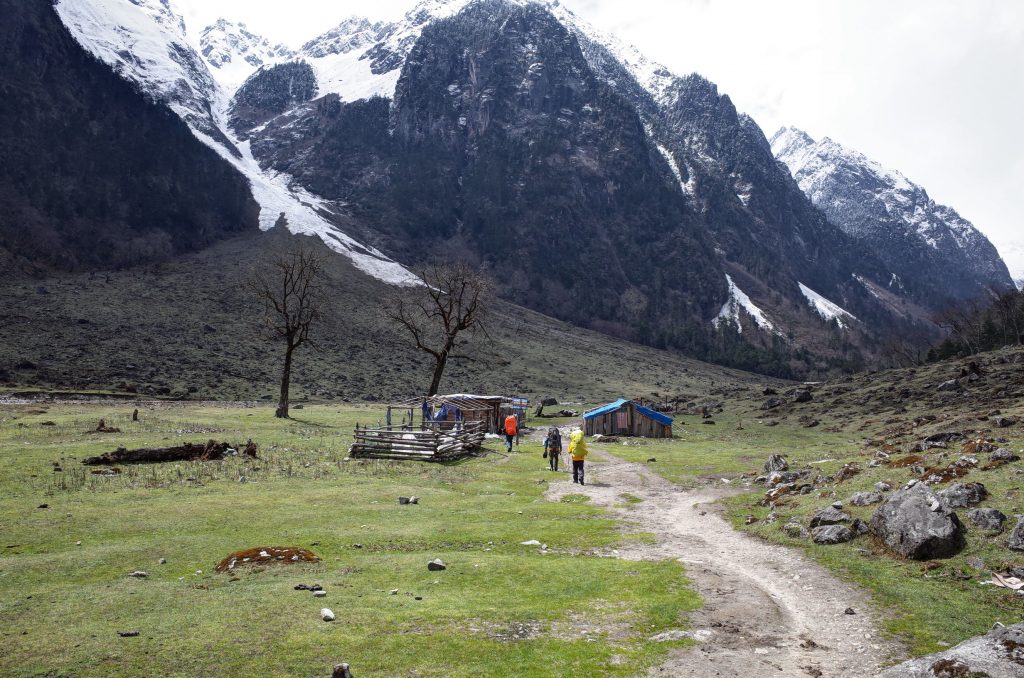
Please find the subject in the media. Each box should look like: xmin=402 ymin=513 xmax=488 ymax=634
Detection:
xmin=583 ymin=399 xmax=673 ymax=426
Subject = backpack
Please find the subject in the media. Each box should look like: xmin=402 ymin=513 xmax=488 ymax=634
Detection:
xmin=504 ymin=415 xmax=518 ymax=436
xmin=547 ymin=428 xmax=562 ymax=450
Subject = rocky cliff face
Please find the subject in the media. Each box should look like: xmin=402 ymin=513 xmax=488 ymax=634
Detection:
xmin=0 ymin=0 xmax=258 ymax=270
xmin=772 ymin=127 xmax=1015 ymax=306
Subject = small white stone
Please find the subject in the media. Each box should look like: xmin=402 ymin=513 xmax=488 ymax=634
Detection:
xmin=321 ymin=608 xmax=335 ymax=622
xmin=314 ymin=590 xmax=327 ymax=598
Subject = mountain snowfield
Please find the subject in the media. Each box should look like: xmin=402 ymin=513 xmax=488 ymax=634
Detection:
xmin=54 ymin=0 xmax=420 ymax=286
xmin=771 ymin=127 xmax=1013 ymax=301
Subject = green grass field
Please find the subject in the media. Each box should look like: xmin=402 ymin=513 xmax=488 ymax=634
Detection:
xmin=0 ymin=402 xmax=699 ymax=677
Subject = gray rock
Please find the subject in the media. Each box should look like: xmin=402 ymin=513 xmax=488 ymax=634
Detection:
xmin=794 ymin=390 xmax=813 ymax=403
xmin=1009 ymin=517 xmax=1024 ymax=551
xmin=766 ymin=471 xmax=799 ymax=487
xmin=992 ymin=448 xmax=1021 ymax=462
xmin=993 ymin=416 xmax=1019 ymax=428
xmin=937 ymin=482 xmax=988 ymax=509
xmin=967 ymin=508 xmax=1006 ymax=532
xmin=761 ymin=397 xmax=785 ymax=411
xmin=427 ymin=559 xmax=447 ymax=571
xmin=811 ymin=525 xmax=855 ymax=545
xmin=782 ymin=522 xmax=807 ymax=539
xmin=763 ymin=454 xmax=789 ymax=473
xmin=851 ymin=518 xmax=870 ymax=536
xmin=128 ymin=571 xmax=148 ymax=578
xmin=810 ymin=507 xmax=851 ymax=528
xmin=875 ymin=482 xmax=892 ymax=492
xmin=937 ymin=379 xmax=962 ymax=392
xmin=877 ymin=622 xmax=1024 ymax=677
xmin=869 ymin=483 xmax=965 ymax=560
xmin=313 ymin=590 xmax=327 ymax=598
xmin=850 ymin=491 xmax=883 ymax=506
xmin=321 ymin=608 xmax=335 ymax=622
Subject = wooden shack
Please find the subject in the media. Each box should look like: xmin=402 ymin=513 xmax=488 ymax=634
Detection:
xmin=347 ymin=394 xmax=528 ymax=461
xmin=583 ymin=399 xmax=673 ymax=438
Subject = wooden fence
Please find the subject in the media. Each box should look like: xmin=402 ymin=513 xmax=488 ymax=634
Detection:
xmin=348 ymin=421 xmax=487 ymax=461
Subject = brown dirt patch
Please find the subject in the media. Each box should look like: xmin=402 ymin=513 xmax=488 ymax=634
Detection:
xmin=888 ymin=455 xmax=924 ymax=468
xmin=82 ymin=439 xmax=258 ymax=465
xmin=215 ymin=546 xmax=319 ymax=572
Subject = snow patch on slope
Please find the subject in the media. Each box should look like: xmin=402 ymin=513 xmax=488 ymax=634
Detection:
xmin=798 ymin=282 xmax=857 ymax=329
xmin=56 ymin=0 xmax=419 ymax=287
xmin=714 ymin=275 xmax=779 ymax=335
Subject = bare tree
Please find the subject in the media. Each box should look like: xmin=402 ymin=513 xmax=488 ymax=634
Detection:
xmin=385 ymin=262 xmax=493 ymax=396
xmin=249 ymin=243 xmax=326 ymax=418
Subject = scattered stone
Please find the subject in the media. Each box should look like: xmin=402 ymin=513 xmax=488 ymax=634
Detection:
xmin=389 ymin=589 xmax=399 ymax=596
xmin=869 ymin=484 xmax=966 ymax=560
xmin=409 ymin=496 xmax=419 ymax=504
xmin=767 ymin=471 xmax=799 ymax=487
xmin=761 ymin=397 xmax=786 ymax=411
xmin=520 ymin=540 xmax=541 ymax=546
xmin=991 ymin=448 xmax=1021 ymax=462
xmin=294 ymin=584 xmax=311 ymax=591
xmin=811 ymin=525 xmax=855 ymax=545
xmin=875 ymin=482 xmax=893 ymax=492
xmin=647 ymin=458 xmax=656 ymax=463
xmin=810 ymin=507 xmax=851 ymax=528
xmin=1009 ymin=517 xmax=1024 ymax=552
xmin=993 ymin=416 xmax=1019 ymax=428
xmin=427 ymin=559 xmax=447 ymax=571
xmin=850 ymin=491 xmax=883 ymax=507
xmin=332 ymin=663 xmax=353 ymax=678
xmin=744 ymin=515 xmax=758 ymax=525
xmin=310 ymin=584 xmax=323 ymax=592
xmin=128 ymin=571 xmax=148 ymax=578
xmin=158 ymin=558 xmax=166 ymax=565
xmin=764 ymin=511 xmax=779 ymax=525
xmin=831 ymin=501 xmax=844 ymax=510
xmin=877 ymin=622 xmax=1024 ymax=677
xmin=398 ymin=497 xmax=411 ymax=505
xmin=937 ymin=482 xmax=988 ymax=509
xmin=321 ymin=608 xmax=335 ymax=622
xmin=37 ymin=504 xmax=49 ymax=509
xmin=314 ymin=590 xmax=327 ymax=598
xmin=794 ymin=390 xmax=813 ymax=403
xmin=937 ymin=379 xmax=961 ymax=393
xmin=844 ymin=608 xmax=856 ymax=615
xmin=764 ymin=454 xmax=789 ymax=474
xmin=851 ymin=518 xmax=870 ymax=536
xmin=783 ymin=522 xmax=808 ymax=539
xmin=967 ymin=508 xmax=1006 ymax=532
xmin=118 ymin=630 xmax=140 ymax=637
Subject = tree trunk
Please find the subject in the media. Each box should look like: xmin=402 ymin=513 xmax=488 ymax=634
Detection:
xmin=427 ymin=350 xmax=449 ymax=397
xmin=276 ymin=344 xmax=294 ymax=418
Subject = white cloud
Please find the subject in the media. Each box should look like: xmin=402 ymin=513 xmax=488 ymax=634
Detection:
xmin=172 ymin=0 xmax=1024 ymax=277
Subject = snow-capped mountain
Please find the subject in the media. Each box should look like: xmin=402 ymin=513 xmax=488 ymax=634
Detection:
xmin=199 ymin=19 xmax=294 ymax=91
xmin=772 ymin=126 xmax=1014 ymax=304
xmin=36 ymin=0 xmax=1013 ymax=371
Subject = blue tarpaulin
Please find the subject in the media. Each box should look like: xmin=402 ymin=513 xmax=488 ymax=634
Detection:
xmin=583 ymin=399 xmax=673 ymax=426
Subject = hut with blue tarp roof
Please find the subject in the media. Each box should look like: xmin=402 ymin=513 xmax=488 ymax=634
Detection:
xmin=583 ymin=399 xmax=673 ymax=438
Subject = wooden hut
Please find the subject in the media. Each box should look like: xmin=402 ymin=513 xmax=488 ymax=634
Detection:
xmin=583 ymin=399 xmax=673 ymax=438
xmin=348 ymin=394 xmax=528 ymax=461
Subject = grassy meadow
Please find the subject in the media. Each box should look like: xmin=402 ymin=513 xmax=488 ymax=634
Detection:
xmin=0 ymin=402 xmax=698 ymax=677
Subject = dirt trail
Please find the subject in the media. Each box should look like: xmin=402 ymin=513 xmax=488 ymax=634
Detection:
xmin=544 ymin=447 xmax=905 ymax=677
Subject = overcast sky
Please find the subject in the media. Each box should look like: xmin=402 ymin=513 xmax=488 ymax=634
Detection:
xmin=176 ymin=0 xmax=1024 ymax=278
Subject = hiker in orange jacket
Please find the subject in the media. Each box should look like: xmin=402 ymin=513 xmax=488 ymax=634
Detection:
xmin=503 ymin=413 xmax=518 ymax=453
xmin=568 ymin=429 xmax=589 ymax=485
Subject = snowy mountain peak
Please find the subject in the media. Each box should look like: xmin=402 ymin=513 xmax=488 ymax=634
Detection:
xmin=772 ymin=126 xmax=1014 ymax=300
xmin=199 ymin=19 xmax=295 ymax=91
xmin=299 ymin=17 xmax=390 ymax=58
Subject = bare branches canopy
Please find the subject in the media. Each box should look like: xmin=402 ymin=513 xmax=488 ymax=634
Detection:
xmin=384 ymin=262 xmax=494 ymax=396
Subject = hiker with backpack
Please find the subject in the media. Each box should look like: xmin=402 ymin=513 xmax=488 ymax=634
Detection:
xmin=568 ymin=428 xmax=589 ymax=485
xmin=543 ymin=427 xmax=562 ymax=472
xmin=503 ymin=413 xmax=518 ymax=453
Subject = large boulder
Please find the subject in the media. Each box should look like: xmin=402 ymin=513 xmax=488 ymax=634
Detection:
xmin=878 ymin=623 xmax=1024 ymax=677
xmin=761 ymin=397 xmax=785 ymax=411
xmin=869 ymin=483 xmax=965 ymax=560
xmin=992 ymin=448 xmax=1021 ymax=462
xmin=763 ymin=454 xmax=789 ymax=474
xmin=937 ymin=482 xmax=988 ymax=509
xmin=1009 ymin=517 xmax=1024 ymax=551
xmin=967 ymin=508 xmax=1006 ymax=532
xmin=793 ymin=390 xmax=813 ymax=403
xmin=811 ymin=525 xmax=854 ymax=545
xmin=809 ymin=507 xmax=851 ymax=528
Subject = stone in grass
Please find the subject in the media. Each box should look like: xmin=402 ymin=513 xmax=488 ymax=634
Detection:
xmin=991 ymin=448 xmax=1021 ymax=462
xmin=937 ymin=482 xmax=988 ymax=509
xmin=764 ymin=454 xmax=789 ymax=474
xmin=118 ymin=630 xmax=140 ymax=637
xmin=399 ymin=496 xmax=420 ymax=505
xmin=1008 ymin=517 xmax=1024 ymax=551
xmin=966 ymin=508 xmax=1006 ymax=533
xmin=314 ymin=590 xmax=327 ymax=598
xmin=849 ymin=491 xmax=883 ymax=507
xmin=332 ymin=664 xmax=354 ymax=678
xmin=427 ymin=559 xmax=447 ymax=571
xmin=128 ymin=571 xmax=148 ymax=578
xmin=811 ymin=525 xmax=855 ymax=545
xmin=809 ymin=507 xmax=851 ymax=528
xmin=869 ymin=483 xmax=965 ymax=560
xmin=321 ymin=608 xmax=335 ymax=622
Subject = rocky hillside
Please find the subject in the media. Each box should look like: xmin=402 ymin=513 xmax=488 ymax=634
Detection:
xmin=0 ymin=0 xmax=258 ymax=270
xmin=772 ymin=127 xmax=1014 ymax=307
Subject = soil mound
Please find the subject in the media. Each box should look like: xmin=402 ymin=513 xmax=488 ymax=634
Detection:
xmin=82 ymin=439 xmax=258 ymax=465
xmin=215 ymin=546 xmax=320 ymax=572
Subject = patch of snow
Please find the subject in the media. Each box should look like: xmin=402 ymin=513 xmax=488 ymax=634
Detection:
xmin=798 ymin=282 xmax=857 ymax=329
xmin=714 ymin=274 xmax=780 ymax=335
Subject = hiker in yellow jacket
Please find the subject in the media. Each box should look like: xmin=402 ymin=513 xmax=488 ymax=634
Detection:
xmin=568 ymin=429 xmax=589 ymax=485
